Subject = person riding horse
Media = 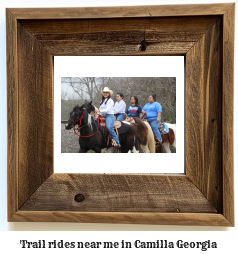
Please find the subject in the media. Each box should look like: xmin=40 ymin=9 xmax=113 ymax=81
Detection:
xmin=113 ymin=92 xmax=126 ymax=121
xmin=94 ymin=87 xmax=121 ymax=147
xmin=142 ymin=94 xmax=162 ymax=142
xmin=126 ymin=95 xmax=143 ymax=119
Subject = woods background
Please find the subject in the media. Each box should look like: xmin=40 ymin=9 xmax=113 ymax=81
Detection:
xmin=61 ymin=77 xmax=176 ymax=123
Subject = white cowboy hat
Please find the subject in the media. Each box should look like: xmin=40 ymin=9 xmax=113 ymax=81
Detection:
xmin=101 ymin=87 xmax=113 ymax=96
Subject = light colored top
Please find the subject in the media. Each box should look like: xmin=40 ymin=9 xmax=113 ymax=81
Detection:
xmin=113 ymin=100 xmax=126 ymax=114
xmin=99 ymin=98 xmax=114 ymax=115
xmin=143 ymin=101 xmax=162 ymax=121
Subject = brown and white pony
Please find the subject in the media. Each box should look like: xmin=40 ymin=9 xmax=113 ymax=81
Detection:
xmin=161 ymin=123 xmax=176 ymax=153
xmin=130 ymin=117 xmax=155 ymax=153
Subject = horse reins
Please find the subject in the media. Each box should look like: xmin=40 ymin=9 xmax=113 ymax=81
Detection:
xmin=76 ymin=123 xmax=88 ymax=131
xmin=68 ymin=111 xmax=84 ymax=126
xmin=141 ymin=112 xmax=147 ymax=121
xmin=68 ymin=111 xmax=102 ymax=138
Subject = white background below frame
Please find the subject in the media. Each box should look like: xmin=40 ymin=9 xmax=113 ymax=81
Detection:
xmin=54 ymin=56 xmax=184 ymax=174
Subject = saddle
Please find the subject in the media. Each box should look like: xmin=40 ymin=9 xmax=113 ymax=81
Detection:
xmin=98 ymin=118 xmax=111 ymax=145
xmin=159 ymin=123 xmax=169 ymax=135
xmin=144 ymin=120 xmax=169 ymax=134
xmin=99 ymin=117 xmax=127 ymax=146
xmin=159 ymin=122 xmax=164 ymax=132
xmin=122 ymin=114 xmax=136 ymax=124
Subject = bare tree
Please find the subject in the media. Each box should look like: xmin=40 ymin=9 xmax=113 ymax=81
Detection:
xmin=62 ymin=77 xmax=100 ymax=101
xmin=61 ymin=77 xmax=176 ymax=123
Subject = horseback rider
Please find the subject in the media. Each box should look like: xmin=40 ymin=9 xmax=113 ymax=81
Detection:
xmin=142 ymin=94 xmax=162 ymax=142
xmin=113 ymin=92 xmax=126 ymax=121
xmin=94 ymin=87 xmax=121 ymax=147
xmin=126 ymin=95 xmax=142 ymax=119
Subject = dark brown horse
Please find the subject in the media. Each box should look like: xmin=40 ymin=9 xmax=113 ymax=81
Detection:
xmin=65 ymin=105 xmax=106 ymax=153
xmin=65 ymin=103 xmax=140 ymax=153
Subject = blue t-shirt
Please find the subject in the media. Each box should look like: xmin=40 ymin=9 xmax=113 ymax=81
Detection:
xmin=126 ymin=104 xmax=142 ymax=118
xmin=143 ymin=102 xmax=162 ymax=121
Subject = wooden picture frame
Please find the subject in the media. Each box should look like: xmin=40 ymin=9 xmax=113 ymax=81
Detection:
xmin=7 ymin=3 xmax=234 ymax=226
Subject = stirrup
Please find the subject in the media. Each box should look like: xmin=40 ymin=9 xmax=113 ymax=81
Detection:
xmin=155 ymin=137 xmax=162 ymax=144
xmin=111 ymin=139 xmax=121 ymax=147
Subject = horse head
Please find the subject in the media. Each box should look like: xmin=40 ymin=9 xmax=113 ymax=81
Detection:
xmin=82 ymin=100 xmax=98 ymax=120
xmin=82 ymin=100 xmax=95 ymax=114
xmin=65 ymin=104 xmax=84 ymax=130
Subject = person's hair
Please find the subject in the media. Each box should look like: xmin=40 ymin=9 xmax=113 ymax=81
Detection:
xmin=117 ymin=92 xmax=124 ymax=99
xmin=130 ymin=95 xmax=139 ymax=106
xmin=100 ymin=95 xmax=111 ymax=106
xmin=150 ymin=94 xmax=156 ymax=101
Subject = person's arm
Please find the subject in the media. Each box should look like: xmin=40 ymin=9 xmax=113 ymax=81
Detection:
xmin=142 ymin=104 xmax=147 ymax=115
xmin=98 ymin=99 xmax=114 ymax=114
xmin=122 ymin=101 xmax=126 ymax=113
xmin=156 ymin=103 xmax=162 ymax=123
xmin=112 ymin=102 xmax=118 ymax=114
xmin=95 ymin=101 xmax=102 ymax=113
xmin=126 ymin=106 xmax=129 ymax=115
xmin=137 ymin=105 xmax=142 ymax=117
xmin=156 ymin=112 xmax=161 ymax=123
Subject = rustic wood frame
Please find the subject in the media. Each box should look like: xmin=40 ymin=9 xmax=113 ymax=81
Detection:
xmin=7 ymin=4 xmax=234 ymax=226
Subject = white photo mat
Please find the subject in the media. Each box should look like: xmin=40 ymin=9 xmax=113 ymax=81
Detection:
xmin=54 ymin=56 xmax=184 ymax=173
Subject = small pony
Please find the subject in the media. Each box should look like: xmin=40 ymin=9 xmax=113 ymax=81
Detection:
xmin=161 ymin=123 xmax=176 ymax=153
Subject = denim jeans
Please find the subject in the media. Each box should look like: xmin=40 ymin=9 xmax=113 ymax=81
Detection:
xmin=115 ymin=113 xmax=125 ymax=121
xmin=148 ymin=119 xmax=162 ymax=142
xmin=103 ymin=114 xmax=120 ymax=145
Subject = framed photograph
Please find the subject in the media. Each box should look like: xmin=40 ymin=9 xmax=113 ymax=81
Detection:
xmin=7 ymin=3 xmax=234 ymax=225
xmin=56 ymin=56 xmax=184 ymax=174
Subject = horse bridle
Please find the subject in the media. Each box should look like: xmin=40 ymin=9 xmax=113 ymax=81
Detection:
xmin=68 ymin=109 xmax=102 ymax=138
xmin=141 ymin=112 xmax=147 ymax=121
xmin=68 ymin=105 xmax=92 ymax=127
xmin=68 ymin=110 xmax=85 ymax=126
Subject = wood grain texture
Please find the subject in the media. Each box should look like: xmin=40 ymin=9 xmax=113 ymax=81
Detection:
xmin=18 ymin=23 xmax=54 ymax=208
xmin=186 ymin=18 xmax=223 ymax=212
xmin=38 ymin=41 xmax=193 ymax=56
xmin=6 ymin=9 xmax=18 ymax=221
xmin=6 ymin=5 xmax=234 ymax=225
xmin=8 ymin=4 xmax=233 ymax=19
xmin=20 ymin=174 xmax=217 ymax=213
xmin=19 ymin=17 xmax=218 ymax=56
xmin=222 ymin=4 xmax=235 ymax=226
xmin=20 ymin=16 xmax=218 ymax=34
xmin=12 ymin=211 xmax=231 ymax=226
